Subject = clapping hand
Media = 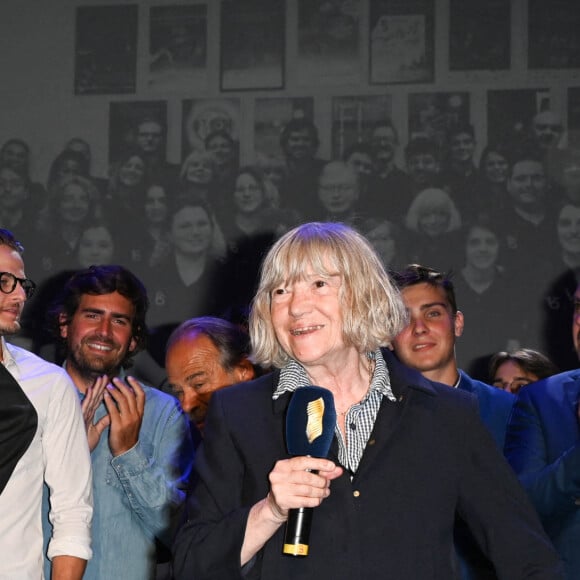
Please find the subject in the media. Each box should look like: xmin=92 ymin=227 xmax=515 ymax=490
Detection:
xmin=104 ymin=375 xmax=145 ymax=457
xmin=81 ymin=375 xmax=111 ymax=452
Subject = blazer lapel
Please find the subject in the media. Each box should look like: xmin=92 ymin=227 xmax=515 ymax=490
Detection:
xmin=353 ymin=352 xmax=435 ymax=481
xmin=563 ymin=372 xmax=580 ymax=409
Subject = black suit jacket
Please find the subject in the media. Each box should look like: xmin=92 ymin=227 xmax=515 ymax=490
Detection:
xmin=174 ymin=351 xmax=562 ymax=579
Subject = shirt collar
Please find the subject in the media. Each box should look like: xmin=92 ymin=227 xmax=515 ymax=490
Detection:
xmin=273 ymin=349 xmax=396 ymax=402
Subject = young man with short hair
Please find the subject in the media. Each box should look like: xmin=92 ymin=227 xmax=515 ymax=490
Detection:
xmin=391 ymin=264 xmax=516 ymax=580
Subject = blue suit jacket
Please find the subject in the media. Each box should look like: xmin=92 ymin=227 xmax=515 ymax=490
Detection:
xmin=458 ymin=370 xmax=515 ymax=450
xmin=506 ymin=369 xmax=580 ymax=579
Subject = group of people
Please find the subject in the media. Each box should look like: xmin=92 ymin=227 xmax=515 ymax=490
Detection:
xmin=2 ymin=218 xmax=580 ymax=579
xmin=2 ymin=104 xmax=580 ymax=578
xmin=1 ymin=108 xmax=579 ymax=379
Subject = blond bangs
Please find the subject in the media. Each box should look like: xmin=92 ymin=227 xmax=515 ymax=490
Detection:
xmin=250 ymin=223 xmax=409 ymax=368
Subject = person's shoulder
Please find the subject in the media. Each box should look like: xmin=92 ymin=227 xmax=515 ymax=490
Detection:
xmin=138 ymin=382 xmax=189 ymax=431
xmin=221 ymin=372 xmax=278 ymax=397
xmin=519 ymin=368 xmax=580 ymax=401
xmin=8 ymin=342 xmax=70 ymax=380
xmin=210 ymin=372 xmax=279 ymax=410
xmin=459 ymin=370 xmax=515 ymax=404
xmin=384 ymin=349 xmax=472 ymax=406
xmin=141 ymin=381 xmax=181 ymax=408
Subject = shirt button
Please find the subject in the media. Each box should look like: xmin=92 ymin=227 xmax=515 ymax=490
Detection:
xmin=353 ymin=490 xmax=360 ymax=498
xmin=350 ymin=422 xmax=356 ymax=430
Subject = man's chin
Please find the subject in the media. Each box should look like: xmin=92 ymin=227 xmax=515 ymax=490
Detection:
xmin=0 ymin=321 xmax=21 ymax=336
xmin=74 ymin=356 xmax=120 ymax=378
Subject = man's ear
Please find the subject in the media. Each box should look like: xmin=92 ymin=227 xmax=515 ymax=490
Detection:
xmin=235 ymin=358 xmax=255 ymax=382
xmin=58 ymin=313 xmax=68 ymax=339
xmin=454 ymin=311 xmax=465 ymax=338
xmin=128 ymin=337 xmax=138 ymax=354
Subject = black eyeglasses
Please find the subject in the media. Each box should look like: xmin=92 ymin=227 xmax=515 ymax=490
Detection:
xmin=0 ymin=272 xmax=36 ymax=298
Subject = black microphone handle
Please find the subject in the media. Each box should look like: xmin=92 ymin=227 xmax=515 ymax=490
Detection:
xmin=282 ymin=506 xmax=313 ymax=556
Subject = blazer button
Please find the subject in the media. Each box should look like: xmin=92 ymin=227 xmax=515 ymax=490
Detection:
xmin=367 ymin=438 xmax=376 ymax=446
xmin=353 ymin=490 xmax=361 ymax=498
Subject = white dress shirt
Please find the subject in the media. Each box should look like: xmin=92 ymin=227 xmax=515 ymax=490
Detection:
xmin=0 ymin=339 xmax=92 ymax=579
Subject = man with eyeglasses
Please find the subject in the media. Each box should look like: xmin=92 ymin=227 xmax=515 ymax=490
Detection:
xmin=0 ymin=228 xmax=92 ymax=579
xmin=315 ymin=160 xmax=366 ymax=227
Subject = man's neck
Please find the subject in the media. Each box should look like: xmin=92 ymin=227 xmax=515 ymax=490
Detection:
xmin=287 ymin=156 xmax=314 ymax=173
xmin=377 ymin=160 xmax=396 ymax=178
xmin=421 ymin=363 xmax=460 ymax=387
xmin=450 ymin=160 xmax=474 ymax=177
xmin=514 ymin=204 xmax=545 ymax=224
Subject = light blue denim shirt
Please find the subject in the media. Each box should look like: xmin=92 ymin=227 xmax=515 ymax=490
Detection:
xmin=43 ymin=377 xmax=195 ymax=580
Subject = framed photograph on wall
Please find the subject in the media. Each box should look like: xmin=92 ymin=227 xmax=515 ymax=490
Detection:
xmin=182 ymin=98 xmax=241 ymax=155
xmin=148 ymin=4 xmax=208 ymax=91
xmin=449 ymin=0 xmax=510 ymax=71
xmin=369 ymin=0 xmax=434 ymax=84
xmin=220 ymin=0 xmax=285 ymax=91
xmin=108 ymin=101 xmax=167 ymax=164
xmin=75 ymin=5 xmax=138 ymax=95
xmin=297 ymin=0 xmax=361 ymax=84
xmin=487 ymin=88 xmax=550 ymax=148
xmin=408 ymin=92 xmax=470 ymax=148
xmin=254 ymin=97 xmax=315 ymax=161
xmin=528 ymin=0 xmax=580 ymax=69
xmin=331 ymin=95 xmax=392 ymax=158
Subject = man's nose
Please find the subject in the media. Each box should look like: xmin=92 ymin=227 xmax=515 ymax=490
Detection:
xmin=180 ymin=389 xmax=199 ymax=414
xmin=411 ymin=318 xmax=427 ymax=334
xmin=12 ymin=281 xmax=27 ymax=302
xmin=96 ymin=317 xmax=113 ymax=336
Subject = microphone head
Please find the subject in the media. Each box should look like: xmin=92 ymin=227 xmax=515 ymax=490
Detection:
xmin=286 ymin=386 xmax=336 ymax=458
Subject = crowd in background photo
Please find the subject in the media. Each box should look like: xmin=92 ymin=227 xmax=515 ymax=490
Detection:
xmin=0 ymin=106 xmax=577 ymax=382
